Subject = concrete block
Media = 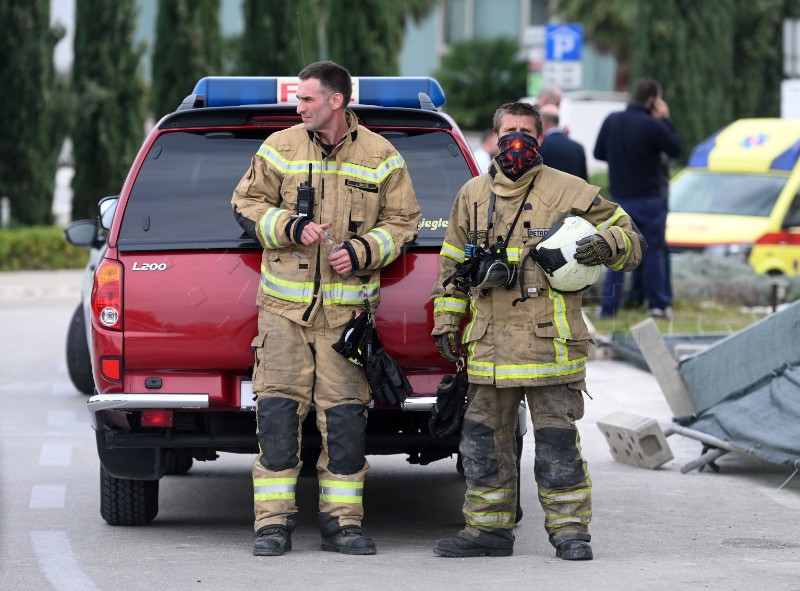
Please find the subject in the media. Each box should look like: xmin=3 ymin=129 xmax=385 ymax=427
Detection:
xmin=597 ymin=411 xmax=673 ymax=469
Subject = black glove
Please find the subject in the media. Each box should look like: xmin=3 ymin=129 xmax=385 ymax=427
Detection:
xmin=364 ymin=330 xmax=413 ymax=406
xmin=434 ymin=330 xmax=461 ymax=363
xmin=332 ymin=310 xmax=371 ymax=366
xmin=428 ymin=372 xmax=468 ymax=438
xmin=575 ymin=233 xmax=612 ymax=266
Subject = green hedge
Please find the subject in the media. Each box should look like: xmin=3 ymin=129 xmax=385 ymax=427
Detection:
xmin=0 ymin=227 xmax=90 ymax=271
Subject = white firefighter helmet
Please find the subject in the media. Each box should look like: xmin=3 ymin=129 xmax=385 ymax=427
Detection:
xmin=534 ymin=215 xmax=602 ymax=292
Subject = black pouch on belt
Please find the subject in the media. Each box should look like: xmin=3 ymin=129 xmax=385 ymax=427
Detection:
xmin=428 ymin=369 xmax=468 ymax=438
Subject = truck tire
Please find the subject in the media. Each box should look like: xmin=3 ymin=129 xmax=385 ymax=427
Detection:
xmin=100 ymin=467 xmax=159 ymax=525
xmin=66 ymin=304 xmax=94 ymax=395
xmin=163 ymin=450 xmax=193 ymax=476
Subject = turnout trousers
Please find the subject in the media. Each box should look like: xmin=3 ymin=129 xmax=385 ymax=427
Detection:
xmin=250 ymin=309 xmax=370 ymax=535
xmin=459 ymin=382 xmax=592 ymax=549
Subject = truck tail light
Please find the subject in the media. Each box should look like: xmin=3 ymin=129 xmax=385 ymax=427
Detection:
xmin=93 ymin=259 xmax=123 ymax=330
xmin=100 ymin=357 xmax=122 ymax=382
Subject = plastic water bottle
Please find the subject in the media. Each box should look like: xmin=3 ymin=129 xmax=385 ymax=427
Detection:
xmin=323 ymin=230 xmax=354 ymax=279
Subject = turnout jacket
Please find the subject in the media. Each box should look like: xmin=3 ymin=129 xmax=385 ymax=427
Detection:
xmin=232 ymin=110 xmax=421 ymax=328
xmin=431 ymin=163 xmax=643 ymax=387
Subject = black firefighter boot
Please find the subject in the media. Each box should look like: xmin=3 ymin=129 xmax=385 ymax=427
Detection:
xmin=319 ymin=513 xmax=376 ymax=555
xmin=253 ymin=525 xmax=292 ymax=557
xmin=555 ymin=538 xmax=594 ymax=561
xmin=433 ymin=531 xmax=514 ymax=558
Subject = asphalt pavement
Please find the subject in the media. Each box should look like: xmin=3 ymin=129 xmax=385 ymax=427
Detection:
xmin=2 ymin=269 xmax=799 ymax=590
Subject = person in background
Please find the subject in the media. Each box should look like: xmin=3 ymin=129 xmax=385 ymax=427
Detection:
xmin=593 ymin=77 xmax=681 ymax=320
xmin=537 ymin=84 xmax=562 ymax=108
xmin=538 ymin=104 xmax=587 ymax=181
xmin=472 ymin=128 xmax=499 ymax=174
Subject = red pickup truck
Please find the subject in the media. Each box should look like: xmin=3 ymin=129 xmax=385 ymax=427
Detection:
xmin=65 ymin=76 xmax=525 ymax=526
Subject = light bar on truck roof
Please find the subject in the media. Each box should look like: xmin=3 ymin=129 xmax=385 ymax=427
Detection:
xmin=191 ymin=76 xmax=446 ymax=109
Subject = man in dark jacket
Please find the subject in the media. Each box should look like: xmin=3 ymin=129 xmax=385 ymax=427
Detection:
xmin=593 ymin=77 xmax=681 ymax=319
xmin=539 ymin=104 xmax=587 ymax=180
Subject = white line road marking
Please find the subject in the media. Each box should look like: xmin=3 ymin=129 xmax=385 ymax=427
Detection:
xmin=39 ymin=444 xmax=73 ymax=466
xmin=48 ymin=410 xmax=77 ymax=427
xmin=30 ymin=485 xmax=66 ymax=509
xmin=29 ymin=531 xmax=103 ymax=591
xmin=52 ymin=381 xmax=79 ymax=397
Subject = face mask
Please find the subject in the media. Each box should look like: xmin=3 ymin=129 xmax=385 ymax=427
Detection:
xmin=496 ymin=131 xmax=542 ymax=181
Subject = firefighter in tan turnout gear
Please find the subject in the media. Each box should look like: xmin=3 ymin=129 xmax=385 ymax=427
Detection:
xmin=232 ymin=61 xmax=420 ymax=556
xmin=430 ymin=102 xmax=644 ymax=559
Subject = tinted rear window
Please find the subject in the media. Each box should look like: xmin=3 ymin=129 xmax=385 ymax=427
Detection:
xmin=118 ymin=128 xmax=472 ymax=251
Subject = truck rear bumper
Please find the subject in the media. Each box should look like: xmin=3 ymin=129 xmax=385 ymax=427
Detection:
xmin=87 ymin=393 xmax=209 ymax=428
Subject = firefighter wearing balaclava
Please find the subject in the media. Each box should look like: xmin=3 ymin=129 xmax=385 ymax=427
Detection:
xmin=430 ymin=102 xmax=644 ymax=560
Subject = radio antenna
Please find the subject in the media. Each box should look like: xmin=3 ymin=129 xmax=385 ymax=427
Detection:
xmin=296 ymin=11 xmax=306 ymax=64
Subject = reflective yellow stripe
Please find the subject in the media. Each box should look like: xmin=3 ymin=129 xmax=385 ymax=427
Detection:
xmin=258 ymin=145 xmax=404 ymax=183
xmin=364 ymin=227 xmax=396 ymax=267
xmin=253 ymin=477 xmax=297 ymax=501
xmin=259 ymin=207 xmax=288 ymax=249
xmin=260 ymin=265 xmax=315 ymax=303
xmin=597 ymin=206 xmax=627 ymax=230
xmin=539 ymin=487 xmax=592 ymax=505
xmin=609 ymin=228 xmax=632 ymax=271
xmin=548 ymin=287 xmax=571 ymax=363
xmin=322 ymin=280 xmax=379 ymax=304
xmin=465 ymin=488 xmax=516 ymax=504
xmin=464 ymin=511 xmax=516 ymax=528
xmin=440 ymin=241 xmax=465 ymax=263
xmin=494 ymin=358 xmax=586 ymax=381
xmin=433 ymin=296 xmax=467 ymax=315
xmin=506 ymin=248 xmax=522 ymax=263
xmin=545 ymin=510 xmax=592 ymax=528
xmin=319 ymin=479 xmax=364 ymax=505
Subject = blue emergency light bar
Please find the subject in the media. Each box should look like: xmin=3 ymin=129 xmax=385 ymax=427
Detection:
xmin=191 ymin=76 xmax=446 ymax=109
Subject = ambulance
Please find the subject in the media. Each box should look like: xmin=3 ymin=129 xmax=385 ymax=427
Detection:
xmin=666 ymin=118 xmax=800 ymax=275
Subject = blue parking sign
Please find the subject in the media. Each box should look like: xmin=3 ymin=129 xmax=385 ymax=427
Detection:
xmin=545 ymin=24 xmax=583 ymax=62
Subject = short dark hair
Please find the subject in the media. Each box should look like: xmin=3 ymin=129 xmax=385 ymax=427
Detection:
xmin=632 ymin=77 xmax=662 ymax=106
xmin=298 ymin=60 xmax=352 ymax=104
xmin=492 ymin=102 xmax=543 ymax=138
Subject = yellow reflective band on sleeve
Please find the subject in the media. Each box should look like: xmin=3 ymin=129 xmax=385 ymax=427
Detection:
xmin=253 ymin=477 xmax=297 ymax=501
xmin=538 ymin=487 xmax=592 ymax=505
xmin=597 ymin=206 xmax=628 ymax=231
xmin=260 ymin=265 xmax=315 ymax=303
xmin=259 ymin=207 xmax=288 ymax=249
xmin=544 ymin=510 xmax=592 ymax=528
xmin=363 ymin=227 xmax=396 ymax=267
xmin=464 ymin=510 xmax=517 ymax=529
xmin=609 ymin=228 xmax=632 ymax=271
xmin=319 ymin=479 xmax=364 ymax=505
xmin=465 ymin=488 xmax=516 ymax=504
xmin=440 ymin=241 xmax=465 ymax=263
xmin=433 ymin=296 xmax=467 ymax=315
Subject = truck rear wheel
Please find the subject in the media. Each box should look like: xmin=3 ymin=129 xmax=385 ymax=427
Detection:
xmin=163 ymin=450 xmax=193 ymax=475
xmin=100 ymin=467 xmax=159 ymax=525
xmin=66 ymin=304 xmax=94 ymax=395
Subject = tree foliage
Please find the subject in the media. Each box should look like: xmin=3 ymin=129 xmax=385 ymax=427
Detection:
xmin=434 ymin=37 xmax=528 ymax=131
xmin=71 ymin=0 xmax=146 ymax=221
xmin=327 ymin=0 xmax=436 ymax=75
xmin=151 ymin=0 xmax=223 ymax=119
xmin=237 ymin=0 xmax=319 ymax=75
xmin=0 ymin=0 xmax=65 ymax=225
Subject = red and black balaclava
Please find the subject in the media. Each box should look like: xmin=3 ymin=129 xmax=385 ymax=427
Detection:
xmin=495 ymin=131 xmax=543 ymax=181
